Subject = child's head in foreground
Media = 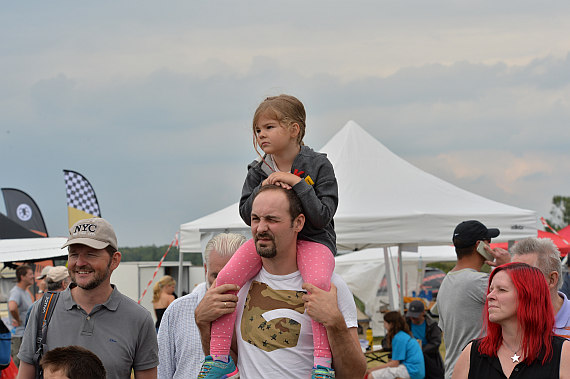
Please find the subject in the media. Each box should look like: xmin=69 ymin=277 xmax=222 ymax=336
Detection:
xmin=40 ymin=346 xmax=106 ymax=379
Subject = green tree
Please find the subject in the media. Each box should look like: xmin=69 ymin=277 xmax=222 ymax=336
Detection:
xmin=546 ymin=195 xmax=570 ymax=231
xmin=119 ymin=245 xmax=179 ymax=262
xmin=118 ymin=245 xmax=203 ymax=266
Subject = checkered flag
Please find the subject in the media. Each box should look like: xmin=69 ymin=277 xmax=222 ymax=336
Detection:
xmin=64 ymin=170 xmax=101 ymax=228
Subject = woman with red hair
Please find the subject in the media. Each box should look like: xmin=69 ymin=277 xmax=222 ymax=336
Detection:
xmin=453 ymin=262 xmax=570 ymax=378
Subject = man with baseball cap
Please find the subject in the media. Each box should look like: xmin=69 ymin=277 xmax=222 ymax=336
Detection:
xmin=45 ymin=266 xmax=71 ymax=292
xmin=17 ymin=218 xmax=159 ymax=379
xmin=435 ymin=220 xmax=510 ymax=379
xmin=36 ymin=266 xmax=53 ymax=295
xmin=406 ymin=300 xmax=444 ymax=379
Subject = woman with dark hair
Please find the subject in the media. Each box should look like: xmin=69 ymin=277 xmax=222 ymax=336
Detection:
xmin=366 ymin=311 xmax=425 ymax=379
xmin=453 ymin=262 xmax=570 ymax=378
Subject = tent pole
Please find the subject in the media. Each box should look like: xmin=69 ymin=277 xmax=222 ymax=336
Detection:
xmin=177 ymin=231 xmax=184 ymax=296
xmin=398 ymin=244 xmax=404 ymax=313
xmin=383 ymin=247 xmax=394 ymax=310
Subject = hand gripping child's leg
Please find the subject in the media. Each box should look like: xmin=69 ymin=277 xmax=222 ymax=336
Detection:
xmin=296 ymin=240 xmax=336 ymax=373
xmin=209 ymin=238 xmax=262 ymax=361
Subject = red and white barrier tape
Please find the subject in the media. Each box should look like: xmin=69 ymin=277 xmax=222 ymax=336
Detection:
xmin=540 ymin=217 xmax=570 ymax=245
xmin=138 ymin=232 xmax=179 ymax=304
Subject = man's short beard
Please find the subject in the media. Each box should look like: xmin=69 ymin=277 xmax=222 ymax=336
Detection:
xmin=72 ymin=261 xmax=112 ymax=290
xmin=77 ymin=270 xmax=108 ymax=290
xmin=256 ymin=244 xmax=277 ymax=258
xmin=255 ymin=233 xmax=277 ymax=258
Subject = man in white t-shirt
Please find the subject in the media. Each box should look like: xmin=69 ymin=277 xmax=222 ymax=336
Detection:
xmin=196 ymin=184 xmax=366 ymax=379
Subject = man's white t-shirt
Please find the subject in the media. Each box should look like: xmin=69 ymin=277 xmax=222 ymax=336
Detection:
xmin=235 ymin=268 xmax=357 ymax=379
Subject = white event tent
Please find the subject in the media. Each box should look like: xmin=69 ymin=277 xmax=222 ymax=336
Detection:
xmin=179 ymin=121 xmax=538 ymax=311
xmin=0 ymin=237 xmax=68 ymax=262
xmin=334 ymin=246 xmax=455 ymax=314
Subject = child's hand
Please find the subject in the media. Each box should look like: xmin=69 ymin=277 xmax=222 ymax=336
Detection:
xmin=266 ymin=172 xmax=302 ymax=188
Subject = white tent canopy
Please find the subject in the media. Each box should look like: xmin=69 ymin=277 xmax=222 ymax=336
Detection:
xmin=180 ymin=121 xmax=538 ymax=253
xmin=334 ymin=246 xmax=457 ymax=313
xmin=0 ymin=237 xmax=68 ymax=262
xmin=334 ymin=245 xmax=458 ymax=335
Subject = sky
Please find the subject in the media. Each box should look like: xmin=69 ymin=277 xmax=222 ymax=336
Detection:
xmin=2 ymin=1 xmax=570 ymax=247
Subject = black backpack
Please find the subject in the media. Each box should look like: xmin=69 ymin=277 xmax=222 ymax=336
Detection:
xmin=32 ymin=291 xmax=60 ymax=379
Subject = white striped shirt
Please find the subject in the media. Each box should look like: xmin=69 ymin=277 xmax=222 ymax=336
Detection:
xmin=157 ymin=282 xmax=208 ymax=379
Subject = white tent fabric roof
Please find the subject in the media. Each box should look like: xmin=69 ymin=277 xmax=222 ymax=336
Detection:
xmin=335 ymin=246 xmax=458 ymax=332
xmin=335 ymin=245 xmax=458 ymax=265
xmin=0 ymin=237 xmax=68 ymax=262
xmin=335 ymin=246 xmax=457 ymax=312
xmin=180 ymin=121 xmax=537 ymax=253
xmin=326 ymin=121 xmax=537 ymax=249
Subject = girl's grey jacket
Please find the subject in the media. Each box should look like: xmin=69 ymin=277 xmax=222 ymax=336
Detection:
xmin=239 ymin=145 xmax=338 ymax=255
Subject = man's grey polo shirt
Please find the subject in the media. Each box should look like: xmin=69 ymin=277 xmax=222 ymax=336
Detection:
xmin=18 ymin=284 xmax=158 ymax=379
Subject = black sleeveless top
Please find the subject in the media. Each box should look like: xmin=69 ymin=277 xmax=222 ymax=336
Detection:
xmin=468 ymin=336 xmax=565 ymax=379
xmin=154 ymin=308 xmax=167 ymax=330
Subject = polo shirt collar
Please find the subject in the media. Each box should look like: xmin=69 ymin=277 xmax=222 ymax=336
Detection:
xmin=555 ymin=291 xmax=570 ymax=329
xmin=62 ymin=284 xmax=121 ymax=311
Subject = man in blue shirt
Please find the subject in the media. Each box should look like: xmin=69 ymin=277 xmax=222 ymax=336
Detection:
xmin=406 ymin=300 xmax=444 ymax=379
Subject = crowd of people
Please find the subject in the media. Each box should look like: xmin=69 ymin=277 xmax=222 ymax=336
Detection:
xmin=4 ymin=94 xmax=570 ymax=379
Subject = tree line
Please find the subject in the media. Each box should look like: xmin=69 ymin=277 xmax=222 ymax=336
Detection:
xmin=119 ymin=245 xmax=203 ymax=266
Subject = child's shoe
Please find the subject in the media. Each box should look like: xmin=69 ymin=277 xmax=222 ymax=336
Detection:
xmin=311 ymin=365 xmax=335 ymax=379
xmin=197 ymin=355 xmax=239 ymax=379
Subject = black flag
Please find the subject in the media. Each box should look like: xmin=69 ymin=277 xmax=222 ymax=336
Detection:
xmin=0 ymin=213 xmax=40 ymax=239
xmin=1 ymin=188 xmax=48 ymax=237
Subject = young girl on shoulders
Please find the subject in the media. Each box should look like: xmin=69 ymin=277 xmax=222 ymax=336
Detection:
xmin=199 ymin=94 xmax=338 ymax=379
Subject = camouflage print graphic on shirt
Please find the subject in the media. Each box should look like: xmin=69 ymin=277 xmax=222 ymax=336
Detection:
xmin=240 ymin=281 xmax=306 ymax=352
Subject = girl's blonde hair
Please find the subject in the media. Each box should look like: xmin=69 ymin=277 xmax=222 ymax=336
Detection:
xmin=252 ymin=94 xmax=306 ymax=157
xmin=152 ymin=275 xmax=176 ymax=303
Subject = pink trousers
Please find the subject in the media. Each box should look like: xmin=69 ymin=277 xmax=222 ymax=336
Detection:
xmin=210 ymin=238 xmax=335 ymax=361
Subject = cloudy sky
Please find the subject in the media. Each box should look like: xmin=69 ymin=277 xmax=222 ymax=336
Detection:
xmin=2 ymin=1 xmax=570 ymax=247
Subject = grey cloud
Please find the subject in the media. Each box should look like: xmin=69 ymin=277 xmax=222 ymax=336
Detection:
xmin=4 ymin=46 xmax=570 ymax=244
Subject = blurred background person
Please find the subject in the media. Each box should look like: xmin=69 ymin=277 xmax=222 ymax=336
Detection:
xmin=152 ymin=275 xmax=176 ymax=331
xmin=366 ymin=311 xmax=425 ymax=379
xmin=406 ymin=300 xmax=444 ymax=379
xmin=9 ymin=264 xmax=34 ymax=366
xmin=45 ymin=266 xmax=71 ymax=292
xmin=452 ymin=262 xmax=570 ymax=379
xmin=35 ymin=266 xmax=53 ymax=298
xmin=25 ymin=266 xmax=71 ymax=327
xmin=559 ymin=256 xmax=569 ymax=300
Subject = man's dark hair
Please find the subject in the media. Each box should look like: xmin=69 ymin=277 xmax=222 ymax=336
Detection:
xmin=15 ymin=265 xmax=32 ymax=282
xmin=40 ymin=346 xmax=106 ymax=379
xmin=104 ymin=245 xmax=116 ymax=256
xmin=454 ymin=244 xmax=477 ymax=259
xmin=255 ymin=184 xmax=303 ymax=224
